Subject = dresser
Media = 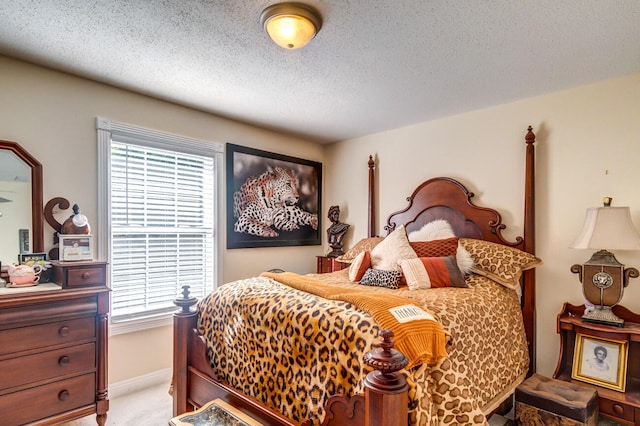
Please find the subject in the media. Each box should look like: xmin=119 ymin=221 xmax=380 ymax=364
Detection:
xmin=0 ymin=261 xmax=109 ymax=426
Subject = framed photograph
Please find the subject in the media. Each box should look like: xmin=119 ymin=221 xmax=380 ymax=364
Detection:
xmin=226 ymin=143 xmax=322 ymax=249
xmin=18 ymin=252 xmax=46 ymax=264
xmin=572 ymin=333 xmax=628 ymax=392
xmin=59 ymin=235 xmax=93 ymax=261
xmin=19 ymin=228 xmax=30 ymax=253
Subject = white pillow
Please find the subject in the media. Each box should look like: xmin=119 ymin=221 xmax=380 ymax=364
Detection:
xmin=370 ymin=224 xmax=417 ymax=271
xmin=407 ymin=219 xmax=474 ymax=274
xmin=407 ymin=219 xmax=455 ymax=241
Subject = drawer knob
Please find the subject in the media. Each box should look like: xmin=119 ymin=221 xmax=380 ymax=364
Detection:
xmin=81 ymin=272 xmax=90 ymax=280
xmin=613 ymin=404 xmax=624 ymax=414
xmin=58 ymin=390 xmax=70 ymax=401
xmin=59 ymin=326 xmax=70 ymax=337
xmin=59 ymin=355 xmax=70 ymax=366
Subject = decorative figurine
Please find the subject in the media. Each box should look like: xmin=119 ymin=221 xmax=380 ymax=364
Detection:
xmin=61 ymin=204 xmax=91 ymax=235
xmin=326 ymin=205 xmax=350 ymax=257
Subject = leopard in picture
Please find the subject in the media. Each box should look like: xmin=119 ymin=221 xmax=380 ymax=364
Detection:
xmin=233 ymin=166 xmax=318 ymax=237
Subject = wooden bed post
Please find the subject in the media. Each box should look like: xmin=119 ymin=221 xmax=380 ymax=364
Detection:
xmin=522 ymin=126 xmax=536 ymax=376
xmin=173 ymin=285 xmax=198 ymax=416
xmin=363 ymin=330 xmax=409 ymax=426
xmin=368 ymin=155 xmax=376 ymax=238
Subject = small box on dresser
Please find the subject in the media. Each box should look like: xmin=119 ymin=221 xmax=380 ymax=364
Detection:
xmin=53 ymin=260 xmax=107 ymax=288
xmin=0 ymin=260 xmax=109 ymax=426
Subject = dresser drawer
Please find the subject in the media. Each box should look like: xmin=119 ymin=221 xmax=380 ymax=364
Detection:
xmin=0 ymin=343 xmax=95 ymax=390
xmin=64 ymin=265 xmax=106 ymax=288
xmin=53 ymin=261 xmax=107 ymax=288
xmin=0 ymin=317 xmax=95 ymax=356
xmin=599 ymin=398 xmax=635 ymax=423
xmin=0 ymin=373 xmax=95 ymax=426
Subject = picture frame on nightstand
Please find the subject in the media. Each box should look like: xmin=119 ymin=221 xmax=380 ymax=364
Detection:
xmin=572 ymin=333 xmax=627 ymax=392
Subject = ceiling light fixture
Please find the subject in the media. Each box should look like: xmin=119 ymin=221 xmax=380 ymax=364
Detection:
xmin=260 ymin=3 xmax=322 ymax=50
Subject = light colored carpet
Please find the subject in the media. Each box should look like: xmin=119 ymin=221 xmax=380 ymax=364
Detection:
xmin=60 ymin=379 xmax=626 ymax=426
xmin=60 ymin=379 xmax=173 ymax=426
xmin=489 ymin=406 xmax=627 ymax=426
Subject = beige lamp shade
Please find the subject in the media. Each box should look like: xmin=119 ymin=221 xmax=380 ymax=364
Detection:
xmin=261 ymin=3 xmax=322 ymax=50
xmin=570 ymin=206 xmax=640 ymax=251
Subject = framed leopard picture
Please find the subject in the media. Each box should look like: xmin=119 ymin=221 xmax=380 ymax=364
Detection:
xmin=226 ymin=143 xmax=322 ymax=249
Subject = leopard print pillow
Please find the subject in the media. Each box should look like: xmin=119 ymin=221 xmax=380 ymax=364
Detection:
xmin=359 ymin=268 xmax=402 ymax=289
xmin=459 ymin=238 xmax=542 ymax=289
xmin=336 ymin=237 xmax=384 ymax=263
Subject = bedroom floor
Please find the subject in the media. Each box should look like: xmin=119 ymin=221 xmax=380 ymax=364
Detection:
xmin=489 ymin=408 xmax=627 ymax=426
xmin=59 ymin=380 xmax=626 ymax=426
xmin=60 ymin=379 xmax=173 ymax=425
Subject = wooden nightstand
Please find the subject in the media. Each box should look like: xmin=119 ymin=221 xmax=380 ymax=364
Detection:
xmin=554 ymin=303 xmax=640 ymax=425
xmin=316 ymin=256 xmax=348 ymax=273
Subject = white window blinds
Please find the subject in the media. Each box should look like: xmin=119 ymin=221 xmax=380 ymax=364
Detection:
xmin=110 ymin=141 xmax=215 ymax=321
xmin=97 ymin=118 xmax=221 ymax=328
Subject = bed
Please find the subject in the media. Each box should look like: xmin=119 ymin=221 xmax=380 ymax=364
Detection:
xmin=172 ymin=126 xmax=538 ymax=426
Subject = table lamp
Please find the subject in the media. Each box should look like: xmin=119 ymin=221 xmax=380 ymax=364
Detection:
xmin=570 ymin=198 xmax=640 ymax=326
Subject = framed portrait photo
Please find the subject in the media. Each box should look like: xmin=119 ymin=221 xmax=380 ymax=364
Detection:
xmin=18 ymin=228 xmax=30 ymax=253
xmin=571 ymin=333 xmax=628 ymax=392
xmin=226 ymin=143 xmax=322 ymax=249
xmin=59 ymin=235 xmax=94 ymax=261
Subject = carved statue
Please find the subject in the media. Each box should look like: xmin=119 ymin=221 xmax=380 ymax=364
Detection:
xmin=326 ymin=205 xmax=350 ymax=257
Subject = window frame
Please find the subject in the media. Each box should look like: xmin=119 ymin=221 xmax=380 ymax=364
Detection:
xmin=97 ymin=117 xmax=223 ymax=335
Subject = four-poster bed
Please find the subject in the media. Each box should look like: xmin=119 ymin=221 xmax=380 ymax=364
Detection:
xmin=172 ymin=126 xmax=538 ymax=425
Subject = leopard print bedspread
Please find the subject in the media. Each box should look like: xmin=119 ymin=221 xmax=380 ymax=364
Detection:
xmin=197 ymin=271 xmax=528 ymax=425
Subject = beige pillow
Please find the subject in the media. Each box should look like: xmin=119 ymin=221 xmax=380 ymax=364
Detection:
xmin=459 ymin=238 xmax=542 ymax=289
xmin=370 ymin=225 xmax=417 ymax=271
xmin=336 ymin=237 xmax=384 ymax=263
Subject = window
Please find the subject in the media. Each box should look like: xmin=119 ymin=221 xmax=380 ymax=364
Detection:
xmin=97 ymin=118 xmax=222 ymax=334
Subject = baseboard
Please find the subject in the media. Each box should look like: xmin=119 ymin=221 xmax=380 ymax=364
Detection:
xmin=109 ymin=368 xmax=172 ymax=399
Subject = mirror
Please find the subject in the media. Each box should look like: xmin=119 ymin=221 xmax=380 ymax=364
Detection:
xmin=0 ymin=140 xmax=43 ymax=263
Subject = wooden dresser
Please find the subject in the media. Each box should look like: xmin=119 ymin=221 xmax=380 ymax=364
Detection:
xmin=0 ymin=261 xmax=109 ymax=426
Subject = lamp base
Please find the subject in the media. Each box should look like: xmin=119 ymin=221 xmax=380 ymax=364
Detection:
xmin=582 ymin=305 xmax=624 ymax=327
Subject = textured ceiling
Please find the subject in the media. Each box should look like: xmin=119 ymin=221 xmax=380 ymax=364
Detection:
xmin=1 ymin=1 xmax=639 ymax=143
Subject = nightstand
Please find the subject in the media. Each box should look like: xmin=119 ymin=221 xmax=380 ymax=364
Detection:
xmin=316 ymin=256 xmax=348 ymax=273
xmin=554 ymin=303 xmax=640 ymax=425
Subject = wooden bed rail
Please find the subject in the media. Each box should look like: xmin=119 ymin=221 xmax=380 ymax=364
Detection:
xmin=173 ymin=286 xmax=410 ymax=426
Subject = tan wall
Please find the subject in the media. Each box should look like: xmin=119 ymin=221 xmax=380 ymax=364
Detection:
xmin=0 ymin=55 xmax=324 ymax=384
xmin=3 ymin=53 xmax=639 ymax=384
xmin=325 ymin=72 xmax=640 ymax=377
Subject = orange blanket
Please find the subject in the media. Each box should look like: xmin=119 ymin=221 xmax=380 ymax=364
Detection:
xmin=260 ymin=271 xmax=448 ymax=368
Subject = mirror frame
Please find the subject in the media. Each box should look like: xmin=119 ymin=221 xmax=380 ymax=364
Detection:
xmin=0 ymin=140 xmax=44 ymax=254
